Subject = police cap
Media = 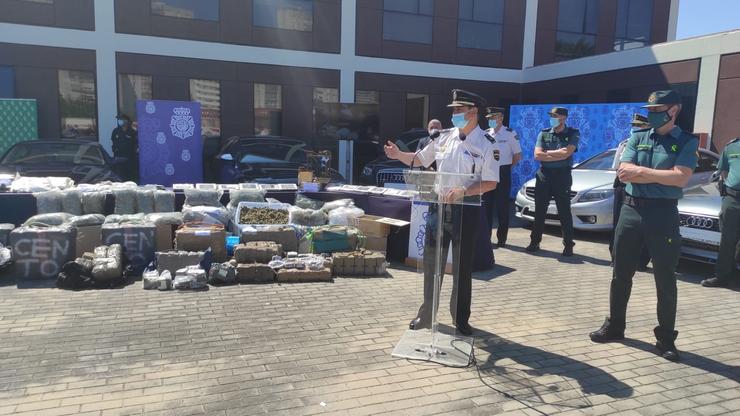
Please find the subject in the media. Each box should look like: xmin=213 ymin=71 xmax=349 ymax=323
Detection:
xmin=548 ymin=107 xmax=568 ymax=117
xmin=485 ymin=106 xmax=505 ymax=118
xmin=447 ymin=89 xmax=487 ymax=108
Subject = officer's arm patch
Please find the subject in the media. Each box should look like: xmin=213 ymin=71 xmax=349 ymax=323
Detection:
xmin=493 ymin=149 xmax=500 ymax=161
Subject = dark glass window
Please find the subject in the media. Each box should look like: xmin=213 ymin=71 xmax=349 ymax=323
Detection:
xmin=614 ymin=0 xmax=652 ymax=51
xmin=117 ymin=74 xmax=152 ymax=125
xmin=555 ymin=0 xmax=600 ymax=60
xmin=254 ymin=84 xmax=282 ymax=136
xmin=405 ymin=93 xmax=429 ymax=131
xmin=58 ymin=70 xmax=97 ymax=138
xmin=0 ymin=67 xmax=14 ymax=98
xmin=382 ymin=0 xmax=434 ymax=44
xmin=457 ymin=0 xmax=504 ymax=51
xmin=253 ymin=0 xmax=313 ymax=32
xmin=150 ymin=0 xmax=219 ymax=21
xmin=190 ymin=79 xmax=221 ymax=138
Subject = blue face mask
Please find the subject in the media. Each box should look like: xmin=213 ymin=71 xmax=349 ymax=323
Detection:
xmin=489 ymin=119 xmax=498 ymax=130
xmin=117 ymin=119 xmax=125 ymax=127
xmin=549 ymin=117 xmax=560 ymax=128
xmin=451 ymin=112 xmax=468 ymax=129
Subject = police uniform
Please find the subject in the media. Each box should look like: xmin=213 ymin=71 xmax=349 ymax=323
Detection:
xmin=702 ymin=137 xmax=740 ymax=287
xmin=410 ymin=89 xmax=500 ymax=333
xmin=529 ymin=107 xmax=580 ymax=251
xmin=483 ymin=107 xmax=521 ymax=247
xmin=111 ymin=115 xmax=139 ymax=182
xmin=591 ymin=90 xmax=699 ymax=362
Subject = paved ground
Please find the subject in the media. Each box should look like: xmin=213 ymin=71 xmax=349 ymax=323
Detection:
xmin=0 ymin=226 xmax=738 ymax=416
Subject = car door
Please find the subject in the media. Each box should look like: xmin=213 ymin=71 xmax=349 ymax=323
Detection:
xmin=688 ymin=150 xmax=719 ymax=188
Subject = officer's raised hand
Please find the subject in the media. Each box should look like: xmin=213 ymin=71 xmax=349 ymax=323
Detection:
xmin=384 ymin=140 xmax=401 ymax=160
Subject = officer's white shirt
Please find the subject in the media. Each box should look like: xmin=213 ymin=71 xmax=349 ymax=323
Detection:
xmin=416 ymin=126 xmax=500 ymax=186
xmin=486 ymin=126 xmax=521 ymax=166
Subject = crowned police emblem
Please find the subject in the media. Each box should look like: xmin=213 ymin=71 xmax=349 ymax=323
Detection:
xmin=145 ymin=101 xmax=156 ymax=114
xmin=170 ymin=107 xmax=195 ymax=140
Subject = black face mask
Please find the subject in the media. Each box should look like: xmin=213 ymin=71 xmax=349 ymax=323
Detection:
xmin=647 ymin=106 xmax=674 ymax=129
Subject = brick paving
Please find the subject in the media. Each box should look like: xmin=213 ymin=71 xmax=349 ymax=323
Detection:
xmin=0 ymin=226 xmax=738 ymax=416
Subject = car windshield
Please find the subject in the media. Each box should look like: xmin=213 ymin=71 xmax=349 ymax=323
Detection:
xmin=234 ymin=142 xmax=307 ymax=164
xmin=2 ymin=142 xmax=105 ymax=166
xmin=575 ymin=150 xmax=617 ymax=170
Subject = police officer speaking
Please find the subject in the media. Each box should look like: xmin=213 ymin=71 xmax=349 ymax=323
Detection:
xmin=701 ymin=137 xmax=740 ymax=288
xmin=484 ymin=107 xmax=522 ymax=248
xmin=527 ymin=107 xmax=579 ymax=256
xmin=383 ymin=89 xmax=500 ymax=336
xmin=590 ymin=90 xmax=699 ymax=362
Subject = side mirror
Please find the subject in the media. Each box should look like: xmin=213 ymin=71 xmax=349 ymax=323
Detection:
xmin=710 ymin=170 xmax=721 ymax=183
xmin=219 ymin=153 xmax=234 ymax=161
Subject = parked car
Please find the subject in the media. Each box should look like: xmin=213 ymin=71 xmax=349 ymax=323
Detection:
xmin=0 ymin=139 xmax=125 ymax=184
xmin=514 ymin=142 xmax=719 ymax=231
xmin=677 ymin=181 xmax=723 ymax=264
xmin=358 ymin=128 xmax=430 ymax=186
xmin=214 ymin=136 xmax=345 ymax=184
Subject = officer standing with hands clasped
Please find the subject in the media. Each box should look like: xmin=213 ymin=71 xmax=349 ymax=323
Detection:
xmin=527 ymin=107 xmax=579 ymax=256
xmin=384 ymin=89 xmax=500 ymax=336
xmin=701 ymin=137 xmax=740 ymax=288
xmin=484 ymin=107 xmax=522 ymax=248
xmin=590 ymin=90 xmax=699 ymax=362
xmin=111 ymin=114 xmax=139 ymax=183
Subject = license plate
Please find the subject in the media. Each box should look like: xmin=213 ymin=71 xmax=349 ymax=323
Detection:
xmin=679 ymin=226 xmax=721 ymax=246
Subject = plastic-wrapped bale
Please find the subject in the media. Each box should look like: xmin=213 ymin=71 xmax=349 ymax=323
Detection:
xmin=153 ymin=190 xmax=175 ymax=212
xmin=113 ymin=188 xmax=137 ymax=214
xmin=9 ymin=226 xmax=77 ymax=280
xmin=175 ymin=224 xmax=227 ymax=262
xmin=288 ymin=206 xmax=328 ymax=227
xmin=61 ymin=189 xmax=83 ymax=215
xmin=155 ymin=250 xmax=203 ymax=276
xmin=333 ymin=250 xmax=387 ymax=276
xmin=320 ymin=198 xmax=353 ymax=213
xmin=226 ymin=189 xmax=266 ymax=214
xmin=234 ymin=241 xmax=282 ymax=264
xmin=363 ymin=251 xmax=387 ymax=276
xmin=81 ymin=191 xmax=107 ymax=215
xmin=34 ymin=190 xmax=63 ymax=214
xmin=328 ymin=206 xmax=365 ymax=226
xmin=294 ymin=193 xmax=325 ymax=210
xmin=0 ymin=224 xmax=15 ymax=246
xmin=105 ymin=213 xmax=146 ymax=224
xmin=236 ymin=263 xmax=274 ymax=284
xmin=143 ymin=270 xmax=172 ymax=290
xmin=184 ymin=188 xmax=223 ymax=207
xmin=135 ymin=189 xmax=155 ymax=214
xmin=173 ymin=266 xmax=208 ymax=290
xmin=182 ymin=206 xmax=231 ymax=227
xmin=208 ymin=262 xmax=237 ymax=285
xmin=309 ymin=225 xmax=361 ymax=254
xmin=91 ymin=244 xmax=123 ymax=282
xmin=276 ymin=268 xmax=332 ymax=283
xmin=23 ymin=213 xmax=74 ymax=228
xmin=68 ymin=215 xmax=105 ymax=257
xmin=101 ymin=223 xmax=156 ymax=274
xmin=146 ymin=212 xmax=183 ymax=251
xmin=241 ymin=225 xmax=297 ymax=253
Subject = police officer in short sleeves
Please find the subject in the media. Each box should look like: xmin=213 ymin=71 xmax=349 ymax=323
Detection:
xmin=590 ymin=90 xmax=699 ymax=362
xmin=484 ymin=107 xmax=522 ymax=248
xmin=701 ymin=137 xmax=740 ymax=288
xmin=527 ymin=107 xmax=579 ymax=256
xmin=384 ymin=89 xmax=500 ymax=335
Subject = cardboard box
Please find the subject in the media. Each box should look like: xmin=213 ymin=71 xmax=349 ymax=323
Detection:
xmin=363 ymin=235 xmax=387 ymax=252
xmin=356 ymin=215 xmax=410 ymax=237
xmin=155 ymin=223 xmax=175 ymax=251
xmin=236 ymin=263 xmax=275 ymax=283
xmin=234 ymin=241 xmax=282 ymax=264
xmin=176 ymin=228 xmax=227 ymax=262
xmin=75 ymin=225 xmax=102 ymax=257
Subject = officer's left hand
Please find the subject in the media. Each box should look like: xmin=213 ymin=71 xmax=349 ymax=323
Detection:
xmin=441 ymin=187 xmax=465 ymax=203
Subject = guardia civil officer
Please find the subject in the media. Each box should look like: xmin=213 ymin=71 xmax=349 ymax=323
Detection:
xmin=701 ymin=137 xmax=740 ymax=288
xmin=527 ymin=107 xmax=579 ymax=256
xmin=590 ymin=90 xmax=699 ymax=362
xmin=111 ymin=114 xmax=139 ymax=182
xmin=384 ymin=89 xmax=500 ymax=336
xmin=610 ymin=113 xmax=652 ymax=270
xmin=483 ymin=107 xmax=522 ymax=248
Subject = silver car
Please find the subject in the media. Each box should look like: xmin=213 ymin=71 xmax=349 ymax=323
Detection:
xmin=514 ymin=143 xmax=719 ymax=232
xmin=677 ymin=182 xmax=722 ymax=264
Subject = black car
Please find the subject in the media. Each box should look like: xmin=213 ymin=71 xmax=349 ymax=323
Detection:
xmin=358 ymin=128 xmax=431 ymax=186
xmin=0 ymin=139 xmax=125 ymax=183
xmin=214 ymin=136 xmax=345 ymax=184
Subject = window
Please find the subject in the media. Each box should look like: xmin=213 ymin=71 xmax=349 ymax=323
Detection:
xmin=151 ymin=0 xmax=219 ymax=21
xmin=58 ymin=70 xmax=97 ymax=138
xmin=0 ymin=67 xmax=14 ymax=98
xmin=190 ymin=79 xmax=221 ymax=138
xmin=21 ymin=0 xmax=53 ymax=3
xmin=575 ymin=150 xmax=617 ymax=170
xmin=382 ymin=0 xmax=434 ymax=44
xmin=117 ymin=74 xmax=152 ymax=125
xmin=405 ymin=93 xmax=429 ymax=131
xmin=2 ymin=142 xmax=105 ymax=166
xmin=695 ymin=152 xmax=718 ymax=173
xmin=313 ymin=87 xmax=339 ymax=104
xmin=355 ymin=90 xmax=379 ymax=105
xmin=254 ymin=84 xmax=282 ymax=136
xmin=457 ymin=0 xmax=504 ymax=51
xmin=253 ymin=0 xmax=313 ymax=32
xmin=555 ymin=0 xmax=600 ymax=60
xmin=614 ymin=0 xmax=652 ymax=51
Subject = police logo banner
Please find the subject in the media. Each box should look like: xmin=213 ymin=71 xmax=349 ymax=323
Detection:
xmin=509 ymin=103 xmax=645 ymax=198
xmin=136 ymin=100 xmax=202 ymax=186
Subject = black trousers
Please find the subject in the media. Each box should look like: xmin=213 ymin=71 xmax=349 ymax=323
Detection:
xmin=483 ymin=164 xmax=512 ymax=244
xmin=610 ymin=185 xmax=650 ymax=267
xmin=530 ymin=167 xmax=574 ymax=246
xmin=417 ymin=203 xmax=479 ymax=327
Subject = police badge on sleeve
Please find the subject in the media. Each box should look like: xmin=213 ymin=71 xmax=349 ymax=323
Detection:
xmin=170 ymin=107 xmax=195 ymax=140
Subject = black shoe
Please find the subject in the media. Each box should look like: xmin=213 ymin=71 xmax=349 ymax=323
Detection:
xmin=656 ymin=341 xmax=680 ymax=362
xmin=525 ymin=242 xmax=540 ymax=252
xmin=589 ymin=317 xmax=625 ymax=343
xmin=456 ymin=322 xmax=474 ymax=336
xmin=701 ymin=277 xmax=728 ymax=288
xmin=409 ymin=317 xmax=430 ymax=330
xmin=562 ymin=245 xmax=574 ymax=257
xmin=496 ymin=241 xmax=506 ymax=249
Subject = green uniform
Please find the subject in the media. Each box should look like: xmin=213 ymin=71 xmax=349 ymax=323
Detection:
xmin=715 ymin=138 xmax=740 ymax=282
xmin=531 ymin=126 xmax=580 ymax=246
xmin=610 ymin=126 xmax=698 ymax=341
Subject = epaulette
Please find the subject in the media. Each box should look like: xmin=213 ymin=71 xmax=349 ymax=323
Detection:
xmin=506 ymin=127 xmax=513 ymax=132
xmin=484 ymin=133 xmax=496 ymax=144
xmin=541 ymin=127 xmax=550 ymax=132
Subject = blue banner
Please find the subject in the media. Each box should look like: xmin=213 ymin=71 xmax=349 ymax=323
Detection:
xmin=136 ymin=100 xmax=203 ymax=186
xmin=509 ymin=103 xmax=645 ymax=198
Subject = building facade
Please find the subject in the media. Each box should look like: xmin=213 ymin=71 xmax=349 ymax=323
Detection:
xmin=1 ymin=0 xmax=739 ymax=167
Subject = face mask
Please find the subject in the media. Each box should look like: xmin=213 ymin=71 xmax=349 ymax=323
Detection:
xmin=549 ymin=117 xmax=560 ymax=128
xmin=489 ymin=119 xmax=498 ymax=129
xmin=647 ymin=108 xmax=672 ymax=129
xmin=117 ymin=119 xmax=125 ymax=127
xmin=451 ymin=112 xmax=469 ymax=129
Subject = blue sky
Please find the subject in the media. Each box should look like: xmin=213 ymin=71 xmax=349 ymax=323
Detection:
xmin=676 ymin=0 xmax=740 ymax=39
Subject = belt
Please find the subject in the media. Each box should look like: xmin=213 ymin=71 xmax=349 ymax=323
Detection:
xmin=726 ymin=187 xmax=740 ymax=198
xmin=623 ymin=195 xmax=677 ymax=208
